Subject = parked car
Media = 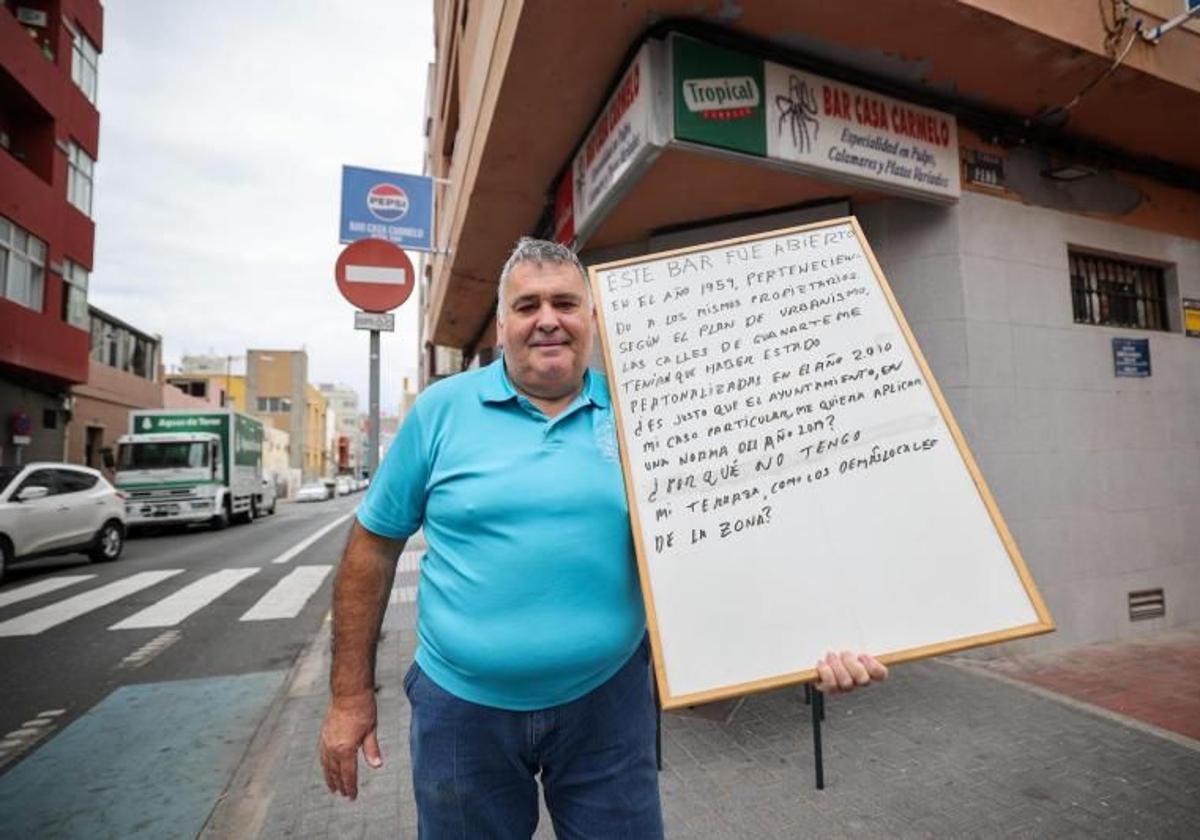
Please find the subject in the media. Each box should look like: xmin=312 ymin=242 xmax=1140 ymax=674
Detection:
xmin=0 ymin=463 xmax=126 ymax=581
xmin=296 ymin=481 xmax=332 ymax=503
xmin=335 ymin=476 xmax=352 ymax=496
xmin=256 ymin=477 xmax=277 ymax=517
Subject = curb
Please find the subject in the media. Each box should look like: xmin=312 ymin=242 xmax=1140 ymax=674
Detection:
xmin=199 ymin=613 xmax=333 ymax=839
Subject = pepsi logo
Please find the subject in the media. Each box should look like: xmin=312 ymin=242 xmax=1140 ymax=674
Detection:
xmin=367 ymin=183 xmax=409 ymax=222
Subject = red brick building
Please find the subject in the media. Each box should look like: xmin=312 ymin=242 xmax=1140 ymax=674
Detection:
xmin=0 ymin=0 xmax=103 ymax=465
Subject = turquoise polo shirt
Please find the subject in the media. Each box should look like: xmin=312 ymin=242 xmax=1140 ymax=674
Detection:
xmin=356 ymin=358 xmax=646 ymax=711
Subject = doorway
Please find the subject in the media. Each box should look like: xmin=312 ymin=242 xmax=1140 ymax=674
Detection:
xmin=85 ymin=426 xmax=104 ymax=468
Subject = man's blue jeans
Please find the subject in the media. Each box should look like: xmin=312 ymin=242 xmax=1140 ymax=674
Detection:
xmin=404 ymin=636 xmax=664 ymax=839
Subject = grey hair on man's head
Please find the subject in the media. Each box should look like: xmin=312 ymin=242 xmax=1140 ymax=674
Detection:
xmin=496 ymin=237 xmax=590 ymax=322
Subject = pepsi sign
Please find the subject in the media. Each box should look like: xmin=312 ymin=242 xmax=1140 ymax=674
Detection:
xmin=340 ymin=166 xmax=434 ymax=251
xmin=367 ymin=183 xmax=409 ymax=222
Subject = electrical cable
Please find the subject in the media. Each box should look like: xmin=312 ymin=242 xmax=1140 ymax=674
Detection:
xmin=1035 ymin=19 xmax=1140 ymax=125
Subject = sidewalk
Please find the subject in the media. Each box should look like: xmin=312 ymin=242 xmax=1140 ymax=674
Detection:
xmin=978 ymin=627 xmax=1200 ymax=744
xmin=205 ymin=572 xmax=1200 ymax=839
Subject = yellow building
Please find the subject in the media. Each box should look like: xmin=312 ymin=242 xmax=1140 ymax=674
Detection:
xmin=305 ymin=383 xmax=329 ymax=479
xmin=164 ymin=373 xmax=246 ymax=411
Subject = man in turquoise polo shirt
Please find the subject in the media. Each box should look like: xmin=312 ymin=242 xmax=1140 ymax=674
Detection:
xmin=319 ymin=238 xmax=887 ymax=838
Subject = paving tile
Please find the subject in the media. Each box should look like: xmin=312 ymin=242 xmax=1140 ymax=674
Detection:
xmin=253 ymin=596 xmax=1200 ymax=838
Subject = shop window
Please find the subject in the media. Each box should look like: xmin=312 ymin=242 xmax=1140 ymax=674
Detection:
xmin=0 ymin=216 xmax=46 ymax=312
xmin=63 ymin=260 xmax=89 ymax=328
xmin=1069 ymin=250 xmax=1170 ymax=331
xmin=67 ymin=141 xmax=94 ymax=216
xmin=70 ymin=26 xmax=100 ymax=105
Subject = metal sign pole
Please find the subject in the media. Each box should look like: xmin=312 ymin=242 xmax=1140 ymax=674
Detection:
xmin=333 ymin=237 xmax=412 ymax=480
xmin=368 ymin=329 xmax=381 ymax=479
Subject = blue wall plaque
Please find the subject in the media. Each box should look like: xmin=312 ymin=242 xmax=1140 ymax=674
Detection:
xmin=1112 ymin=337 xmax=1151 ymax=378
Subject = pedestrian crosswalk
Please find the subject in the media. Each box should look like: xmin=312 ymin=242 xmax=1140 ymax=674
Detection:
xmin=241 ymin=565 xmax=333 ymax=621
xmin=0 ymin=547 xmax=424 ymax=638
xmin=110 ymin=568 xmax=260 ymax=630
xmin=0 ymin=564 xmax=340 ymax=637
xmin=390 ymin=585 xmax=417 ymax=605
xmin=0 ymin=575 xmax=95 ymax=610
xmin=0 ymin=571 xmax=184 ymax=637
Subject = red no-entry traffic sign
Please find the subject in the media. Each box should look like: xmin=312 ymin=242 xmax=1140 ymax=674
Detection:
xmin=334 ymin=239 xmax=415 ymax=313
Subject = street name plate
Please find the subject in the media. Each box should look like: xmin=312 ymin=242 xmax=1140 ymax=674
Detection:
xmin=1112 ymin=337 xmax=1151 ymax=377
xmin=354 ymin=311 xmax=395 ymax=332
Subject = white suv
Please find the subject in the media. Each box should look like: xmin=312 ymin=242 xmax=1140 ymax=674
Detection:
xmin=0 ymin=463 xmax=126 ymax=582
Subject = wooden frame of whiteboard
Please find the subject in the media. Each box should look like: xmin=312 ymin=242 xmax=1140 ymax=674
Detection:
xmin=587 ymin=216 xmax=1055 ymax=710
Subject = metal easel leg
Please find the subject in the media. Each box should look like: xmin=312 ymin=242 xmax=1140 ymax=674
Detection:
xmin=812 ymin=688 xmax=825 ymax=790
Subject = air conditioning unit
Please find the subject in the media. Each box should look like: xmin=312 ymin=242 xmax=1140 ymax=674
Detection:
xmin=16 ymin=7 xmax=49 ymax=27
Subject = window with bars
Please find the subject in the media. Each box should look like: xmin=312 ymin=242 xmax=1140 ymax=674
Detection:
xmin=1069 ymin=250 xmax=1170 ymax=331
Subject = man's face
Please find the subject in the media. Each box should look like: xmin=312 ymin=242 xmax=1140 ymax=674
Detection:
xmin=498 ymin=260 xmax=594 ymax=400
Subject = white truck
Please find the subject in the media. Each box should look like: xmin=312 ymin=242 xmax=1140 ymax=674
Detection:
xmin=116 ymin=409 xmax=266 ymax=530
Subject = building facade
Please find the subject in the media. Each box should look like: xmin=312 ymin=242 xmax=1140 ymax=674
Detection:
xmin=166 ymin=353 xmax=246 ymax=410
xmin=66 ymin=305 xmax=157 ymax=467
xmin=423 ymin=1 xmax=1200 ymax=652
xmin=304 ymin=382 xmax=328 ymax=479
xmin=68 ymin=305 xmax=209 ymax=469
xmin=243 ymin=349 xmax=329 ymax=480
xmin=317 ymin=382 xmax=362 ymax=476
xmin=245 ymin=349 xmax=306 ymax=476
xmin=1 ymin=0 xmax=104 ymax=466
xmin=164 ymin=372 xmax=244 ymax=411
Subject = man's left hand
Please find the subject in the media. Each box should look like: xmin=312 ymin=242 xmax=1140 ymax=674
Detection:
xmin=814 ymin=650 xmax=888 ymax=695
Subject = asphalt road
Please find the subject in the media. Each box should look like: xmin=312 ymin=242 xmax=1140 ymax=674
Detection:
xmin=0 ymin=493 xmax=361 ymax=773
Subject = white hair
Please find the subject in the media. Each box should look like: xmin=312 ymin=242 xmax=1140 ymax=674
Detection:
xmin=496 ymin=237 xmax=591 ymax=322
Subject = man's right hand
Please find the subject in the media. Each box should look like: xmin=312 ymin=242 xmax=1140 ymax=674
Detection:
xmin=319 ymin=690 xmax=383 ymax=800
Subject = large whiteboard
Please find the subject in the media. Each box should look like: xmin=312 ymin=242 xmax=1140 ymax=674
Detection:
xmin=589 ymin=218 xmax=1053 ymax=709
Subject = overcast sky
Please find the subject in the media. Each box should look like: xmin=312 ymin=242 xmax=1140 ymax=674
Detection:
xmin=90 ymin=1 xmax=433 ymax=411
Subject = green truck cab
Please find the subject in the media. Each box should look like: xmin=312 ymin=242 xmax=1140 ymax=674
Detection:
xmin=116 ymin=410 xmax=265 ymax=529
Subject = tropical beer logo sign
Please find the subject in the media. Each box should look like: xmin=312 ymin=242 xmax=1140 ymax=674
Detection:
xmin=673 ymin=38 xmax=766 ymax=157
xmin=671 ymin=35 xmax=960 ymax=202
xmin=680 ymin=75 xmax=761 ymax=120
